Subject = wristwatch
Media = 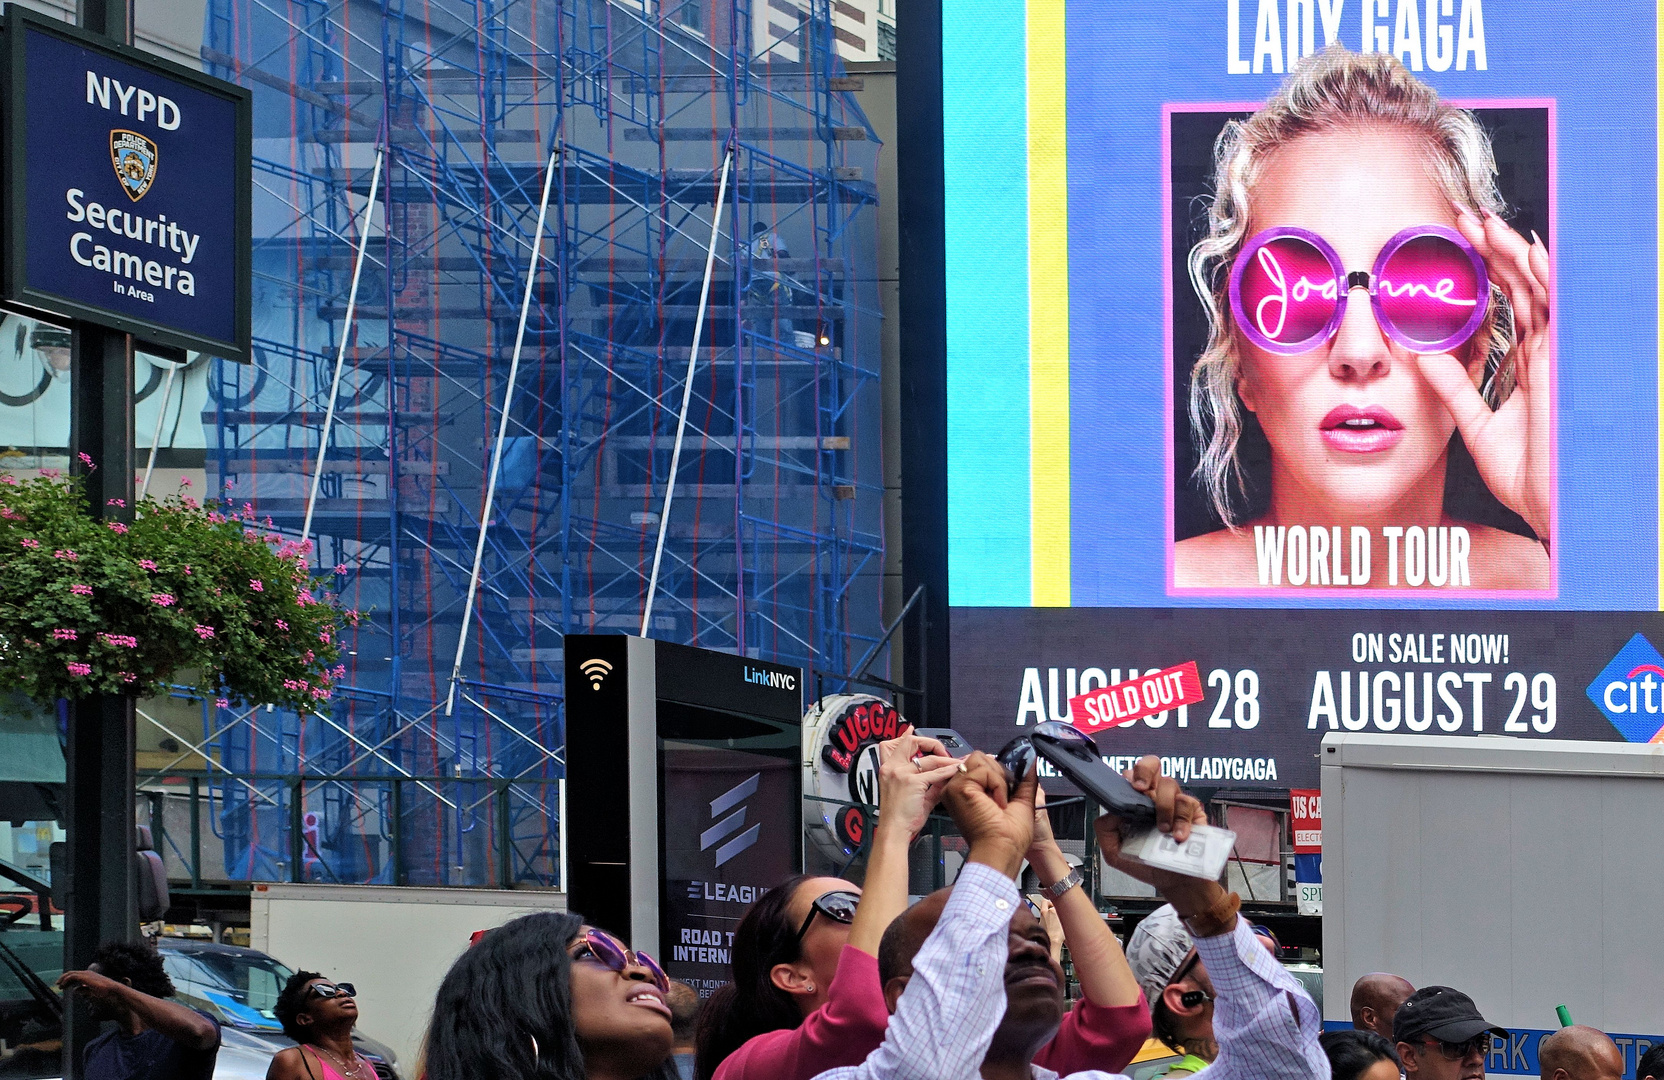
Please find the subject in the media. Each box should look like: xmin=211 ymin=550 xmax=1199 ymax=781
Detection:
xmin=1039 ymin=868 xmax=1082 ymax=901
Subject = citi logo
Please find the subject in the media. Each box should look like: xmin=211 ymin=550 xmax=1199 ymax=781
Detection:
xmin=743 ymin=665 xmax=796 ymax=691
xmin=700 ymin=774 xmax=761 ymax=867
xmin=1587 ymin=633 xmax=1664 ymax=743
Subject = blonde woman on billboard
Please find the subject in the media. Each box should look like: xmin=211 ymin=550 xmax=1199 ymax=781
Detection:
xmin=1174 ymin=47 xmax=1551 ymax=592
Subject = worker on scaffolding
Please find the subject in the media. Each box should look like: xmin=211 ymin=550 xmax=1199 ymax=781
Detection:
xmin=747 ymin=221 xmax=811 ymax=349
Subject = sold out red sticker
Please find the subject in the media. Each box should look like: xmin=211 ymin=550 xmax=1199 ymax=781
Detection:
xmin=1067 ymin=661 xmax=1205 ymax=731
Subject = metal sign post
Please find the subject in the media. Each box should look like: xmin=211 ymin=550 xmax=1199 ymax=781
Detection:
xmin=62 ymin=1 xmax=137 ymax=1073
xmin=0 ymin=3 xmax=256 ymax=1074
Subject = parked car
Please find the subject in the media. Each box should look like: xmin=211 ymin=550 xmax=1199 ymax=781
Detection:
xmin=156 ymin=937 xmax=400 ymax=1079
xmin=0 ymin=917 xmax=398 ymax=1080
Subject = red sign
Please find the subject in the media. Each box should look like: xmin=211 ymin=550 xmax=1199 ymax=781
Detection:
xmin=1290 ymin=789 xmax=1321 ymax=853
xmin=1066 ymin=661 xmax=1205 ymax=732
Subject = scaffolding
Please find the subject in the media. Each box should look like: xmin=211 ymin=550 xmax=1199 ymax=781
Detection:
xmin=138 ymin=0 xmax=884 ymax=888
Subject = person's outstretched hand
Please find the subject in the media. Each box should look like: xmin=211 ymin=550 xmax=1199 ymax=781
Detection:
xmin=1093 ymin=755 xmax=1219 ymax=915
xmin=1418 ymin=206 xmax=1552 ymax=547
xmin=942 ymin=750 xmax=1037 ymax=878
xmin=875 ymin=733 xmax=961 ymax=840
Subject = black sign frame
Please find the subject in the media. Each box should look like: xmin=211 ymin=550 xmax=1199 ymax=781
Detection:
xmin=0 ymin=8 xmax=252 ymax=363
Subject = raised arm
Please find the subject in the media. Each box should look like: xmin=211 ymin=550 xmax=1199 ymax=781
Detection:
xmin=58 ymin=969 xmax=220 ymax=1051
xmin=846 ymin=733 xmax=959 ymax=956
xmin=1094 ymin=757 xmax=1328 ymax=1080
xmin=810 ymin=753 xmax=1036 ymax=1080
xmin=1026 ymin=788 xmax=1141 ymax=1008
xmin=1028 ymin=793 xmax=1152 ymax=1076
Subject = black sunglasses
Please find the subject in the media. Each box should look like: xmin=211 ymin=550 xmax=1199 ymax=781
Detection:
xmin=1420 ymin=1034 xmax=1492 ymax=1061
xmin=307 ymin=981 xmax=356 ymax=1000
xmin=789 ymin=889 xmax=860 ymax=947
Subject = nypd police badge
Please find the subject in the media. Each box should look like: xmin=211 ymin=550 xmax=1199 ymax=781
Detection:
xmin=110 ymin=130 xmax=158 ymax=201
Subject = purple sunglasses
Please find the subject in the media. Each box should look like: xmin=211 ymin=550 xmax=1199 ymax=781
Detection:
xmin=1228 ymin=224 xmax=1490 ymax=356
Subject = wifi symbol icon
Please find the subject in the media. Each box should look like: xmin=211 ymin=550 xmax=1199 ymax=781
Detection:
xmin=580 ymin=658 xmax=613 ymax=690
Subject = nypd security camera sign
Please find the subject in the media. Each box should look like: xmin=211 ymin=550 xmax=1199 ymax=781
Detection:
xmin=2 ymin=9 xmax=251 ymax=362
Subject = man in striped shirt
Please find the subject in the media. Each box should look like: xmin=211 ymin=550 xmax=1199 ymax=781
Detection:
xmin=811 ymin=752 xmax=1329 ymax=1080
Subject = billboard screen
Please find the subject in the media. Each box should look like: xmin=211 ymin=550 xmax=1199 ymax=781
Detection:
xmin=936 ymin=1 xmax=1661 ymax=782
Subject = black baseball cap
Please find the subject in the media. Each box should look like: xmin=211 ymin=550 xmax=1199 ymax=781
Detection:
xmin=1393 ymin=986 xmax=1509 ymax=1045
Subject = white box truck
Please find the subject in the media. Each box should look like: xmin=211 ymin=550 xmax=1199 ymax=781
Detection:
xmin=250 ymin=883 xmax=567 ymax=1073
xmin=1321 ymin=733 xmax=1664 ymax=1077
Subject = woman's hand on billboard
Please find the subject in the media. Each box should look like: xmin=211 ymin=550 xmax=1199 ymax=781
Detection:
xmin=1418 ymin=207 xmax=1553 ymax=546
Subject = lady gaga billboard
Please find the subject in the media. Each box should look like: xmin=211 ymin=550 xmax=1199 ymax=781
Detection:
xmin=936 ymin=0 xmax=1663 ymax=787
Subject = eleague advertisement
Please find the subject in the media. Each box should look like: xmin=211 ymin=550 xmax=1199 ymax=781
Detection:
xmin=940 ymin=2 xmax=1664 ymax=792
xmin=659 ymin=719 xmax=798 ymax=996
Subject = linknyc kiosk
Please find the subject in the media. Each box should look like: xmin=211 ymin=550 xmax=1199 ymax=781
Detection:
xmin=565 ymin=636 xmax=803 ymax=994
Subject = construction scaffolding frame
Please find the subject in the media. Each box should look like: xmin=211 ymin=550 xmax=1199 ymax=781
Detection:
xmin=137 ymin=0 xmax=883 ymax=887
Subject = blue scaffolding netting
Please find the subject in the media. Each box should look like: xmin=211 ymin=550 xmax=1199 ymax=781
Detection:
xmin=125 ymin=0 xmax=884 ymax=887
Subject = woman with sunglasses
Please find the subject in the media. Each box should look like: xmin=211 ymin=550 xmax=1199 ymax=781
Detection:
xmin=694 ymin=733 xmax=960 ymax=1080
xmin=424 ymin=911 xmax=679 ymax=1080
xmin=697 ymin=734 xmax=1152 ymax=1080
xmin=1175 ymin=46 xmax=1550 ymax=590
xmin=266 ymin=974 xmax=373 ymax=1080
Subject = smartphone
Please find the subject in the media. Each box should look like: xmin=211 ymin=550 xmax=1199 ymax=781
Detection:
xmin=912 ymin=727 xmax=973 ymax=755
xmin=1029 ymin=724 xmax=1156 ymax=824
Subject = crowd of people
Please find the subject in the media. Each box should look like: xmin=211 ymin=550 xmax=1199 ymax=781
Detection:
xmin=55 ymin=734 xmax=1654 ymax=1080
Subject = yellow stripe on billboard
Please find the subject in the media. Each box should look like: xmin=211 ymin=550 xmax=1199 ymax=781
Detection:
xmin=1027 ymin=0 xmax=1070 ymax=607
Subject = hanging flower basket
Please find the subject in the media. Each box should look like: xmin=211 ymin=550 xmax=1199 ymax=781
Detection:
xmin=0 ymin=466 xmax=356 ymax=710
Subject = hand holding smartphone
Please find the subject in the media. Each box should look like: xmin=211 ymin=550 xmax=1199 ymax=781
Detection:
xmin=1004 ymin=722 xmax=1234 ymax=881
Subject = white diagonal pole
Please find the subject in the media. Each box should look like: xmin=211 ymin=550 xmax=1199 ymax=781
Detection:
xmin=641 ymin=144 xmax=733 ymax=636
xmin=138 ymin=359 xmax=180 ymax=499
xmin=302 ymin=148 xmax=384 ymax=549
xmin=446 ymin=146 xmax=560 ymax=716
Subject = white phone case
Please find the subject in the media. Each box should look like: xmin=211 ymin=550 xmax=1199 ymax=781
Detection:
xmin=1117 ymin=823 xmax=1236 ymax=881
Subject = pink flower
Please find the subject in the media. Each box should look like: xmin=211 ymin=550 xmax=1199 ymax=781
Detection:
xmin=106 ymin=498 xmax=126 ymax=507
xmin=332 ymin=665 xmax=346 ymax=678
xmin=1 ymin=509 xmax=21 ymax=520
xmin=183 ymin=565 xmax=193 ymax=575
xmin=39 ymin=468 xmax=59 ymax=479
xmin=222 ymin=478 xmax=233 ymax=490
xmin=179 ymin=477 xmax=192 ymax=488
xmin=20 ymin=538 xmax=38 ymax=549
xmin=215 ymin=698 xmax=229 ymax=708
xmin=66 ymin=662 xmax=91 ymax=677
xmin=193 ymin=624 xmax=216 ymax=639
xmin=249 ymin=579 xmax=264 ymax=592
xmin=0 ymin=475 xmax=14 ymax=485
xmin=139 ymin=559 xmax=158 ymax=571
xmin=150 ymin=593 xmax=175 ymax=607
xmin=296 ymin=590 xmax=315 ymax=606
xmin=50 ymin=629 xmax=77 ymax=641
xmin=119 ymin=672 xmax=136 ymax=684
xmin=77 ymin=452 xmax=95 ymax=470
xmin=99 ymin=633 xmax=138 ymax=648
xmin=107 ymin=522 xmax=128 ymax=534
xmin=70 ymin=584 xmax=92 ymax=597
xmin=334 ymin=563 xmax=348 ymax=575
xmin=275 ymin=619 xmax=289 ymax=631
xmin=311 ymin=687 xmax=331 ymax=701
xmin=52 ymin=549 xmax=77 ymax=560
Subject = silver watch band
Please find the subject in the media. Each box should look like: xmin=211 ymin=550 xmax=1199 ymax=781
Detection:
xmin=1040 ymin=867 xmax=1082 ymax=901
